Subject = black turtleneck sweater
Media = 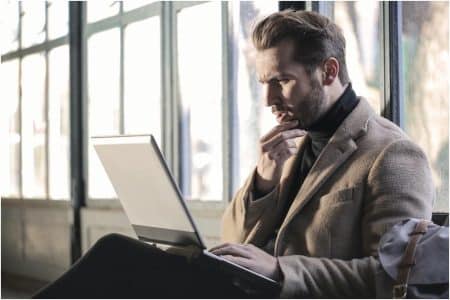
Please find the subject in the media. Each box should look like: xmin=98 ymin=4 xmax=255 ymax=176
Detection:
xmin=263 ymin=83 xmax=359 ymax=254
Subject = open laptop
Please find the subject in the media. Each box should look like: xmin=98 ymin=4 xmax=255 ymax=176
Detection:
xmin=92 ymin=134 xmax=280 ymax=291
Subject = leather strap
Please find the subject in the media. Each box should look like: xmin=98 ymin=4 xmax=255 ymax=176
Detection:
xmin=393 ymin=220 xmax=430 ymax=299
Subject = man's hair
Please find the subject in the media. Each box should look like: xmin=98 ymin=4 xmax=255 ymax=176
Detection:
xmin=252 ymin=10 xmax=350 ymax=85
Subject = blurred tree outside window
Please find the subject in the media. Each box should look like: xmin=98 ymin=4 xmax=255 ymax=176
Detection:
xmin=402 ymin=2 xmax=449 ymax=212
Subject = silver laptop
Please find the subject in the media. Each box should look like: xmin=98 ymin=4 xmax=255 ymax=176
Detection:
xmin=92 ymin=134 xmax=279 ymax=290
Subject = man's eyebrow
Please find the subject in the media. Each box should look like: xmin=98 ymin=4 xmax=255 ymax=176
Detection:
xmin=259 ymin=73 xmax=292 ymax=83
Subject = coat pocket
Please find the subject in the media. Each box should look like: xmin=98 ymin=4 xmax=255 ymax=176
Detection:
xmin=319 ymin=184 xmax=363 ymax=206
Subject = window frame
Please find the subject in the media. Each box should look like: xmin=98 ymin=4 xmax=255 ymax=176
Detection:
xmin=1 ymin=1 xmax=71 ymax=201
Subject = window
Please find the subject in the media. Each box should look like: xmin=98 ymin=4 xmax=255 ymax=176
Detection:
xmin=333 ymin=2 xmax=384 ymax=113
xmin=1 ymin=1 xmax=70 ymax=200
xmin=177 ymin=2 xmax=223 ymax=200
xmin=85 ymin=1 xmax=162 ymax=200
xmin=402 ymin=2 xmax=449 ymax=212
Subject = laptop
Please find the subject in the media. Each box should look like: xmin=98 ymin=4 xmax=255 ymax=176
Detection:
xmin=92 ymin=134 xmax=280 ymax=292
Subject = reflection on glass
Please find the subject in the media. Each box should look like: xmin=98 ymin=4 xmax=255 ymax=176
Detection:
xmin=123 ymin=0 xmax=156 ymax=11
xmin=49 ymin=46 xmax=70 ymax=200
xmin=1 ymin=60 xmax=20 ymax=197
xmin=402 ymin=2 xmax=449 ymax=212
xmin=48 ymin=1 xmax=68 ymax=39
xmin=21 ymin=54 xmax=47 ymax=198
xmin=0 ymin=0 xmax=19 ymax=54
xmin=178 ymin=2 xmax=223 ymax=200
xmin=236 ymin=1 xmax=278 ymax=189
xmin=88 ymin=29 xmax=120 ymax=199
xmin=333 ymin=1 xmax=383 ymax=113
xmin=21 ymin=1 xmax=46 ymax=48
xmin=87 ymin=1 xmax=120 ymax=23
xmin=124 ymin=17 xmax=161 ymax=144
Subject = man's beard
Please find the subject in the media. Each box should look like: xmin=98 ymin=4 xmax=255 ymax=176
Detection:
xmin=295 ymin=77 xmax=326 ymax=130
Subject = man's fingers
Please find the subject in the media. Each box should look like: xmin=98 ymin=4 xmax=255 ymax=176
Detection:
xmin=222 ymin=255 xmax=252 ymax=269
xmin=210 ymin=244 xmax=252 ymax=259
xmin=208 ymin=243 xmax=229 ymax=252
xmin=260 ymin=120 xmax=299 ymax=143
xmin=261 ymin=129 xmax=306 ymax=152
xmin=268 ymin=145 xmax=298 ymax=161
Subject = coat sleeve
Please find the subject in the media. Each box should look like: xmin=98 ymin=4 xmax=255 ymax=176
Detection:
xmin=277 ymin=139 xmax=434 ymax=298
xmin=221 ymin=168 xmax=280 ymax=243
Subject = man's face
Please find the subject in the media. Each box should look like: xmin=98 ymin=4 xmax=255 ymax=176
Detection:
xmin=255 ymin=39 xmax=329 ymax=130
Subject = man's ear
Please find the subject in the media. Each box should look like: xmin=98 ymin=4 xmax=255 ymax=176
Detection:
xmin=322 ymin=57 xmax=340 ymax=86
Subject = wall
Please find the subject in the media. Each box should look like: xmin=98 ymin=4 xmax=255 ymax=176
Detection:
xmin=1 ymin=198 xmax=224 ymax=282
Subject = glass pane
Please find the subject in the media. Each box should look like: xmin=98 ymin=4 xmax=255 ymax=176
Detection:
xmin=177 ymin=2 xmax=223 ymax=200
xmin=87 ymin=1 xmax=120 ymax=23
xmin=236 ymin=1 xmax=278 ymax=189
xmin=1 ymin=60 xmax=20 ymax=197
xmin=123 ymin=0 xmax=156 ymax=11
xmin=0 ymin=0 xmax=19 ymax=54
xmin=48 ymin=0 xmax=68 ymax=39
xmin=402 ymin=2 xmax=449 ymax=212
xmin=88 ymin=29 xmax=120 ymax=199
xmin=124 ymin=17 xmax=161 ymax=144
xmin=333 ymin=1 xmax=383 ymax=114
xmin=21 ymin=1 xmax=46 ymax=48
xmin=48 ymin=45 xmax=70 ymax=200
xmin=21 ymin=54 xmax=47 ymax=198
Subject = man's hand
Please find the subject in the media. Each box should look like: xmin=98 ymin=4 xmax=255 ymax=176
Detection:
xmin=210 ymin=243 xmax=281 ymax=281
xmin=255 ymin=120 xmax=306 ymax=195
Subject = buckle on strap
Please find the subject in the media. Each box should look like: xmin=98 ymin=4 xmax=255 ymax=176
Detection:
xmin=393 ymin=284 xmax=408 ymax=299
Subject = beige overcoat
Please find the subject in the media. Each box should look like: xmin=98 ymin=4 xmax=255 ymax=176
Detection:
xmin=221 ymin=98 xmax=434 ymax=298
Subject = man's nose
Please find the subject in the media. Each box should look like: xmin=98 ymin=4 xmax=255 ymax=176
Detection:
xmin=262 ymin=83 xmax=280 ymax=107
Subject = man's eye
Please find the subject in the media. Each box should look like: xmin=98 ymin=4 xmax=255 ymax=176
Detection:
xmin=278 ymin=79 xmax=290 ymax=84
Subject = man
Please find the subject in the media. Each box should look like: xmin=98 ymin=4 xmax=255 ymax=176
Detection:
xmin=210 ymin=9 xmax=434 ymax=298
xmin=35 ymin=10 xmax=433 ymax=299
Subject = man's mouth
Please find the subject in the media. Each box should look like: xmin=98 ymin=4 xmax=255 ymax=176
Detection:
xmin=271 ymin=106 xmax=294 ymax=124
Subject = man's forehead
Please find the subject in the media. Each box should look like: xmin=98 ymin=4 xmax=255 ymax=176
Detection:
xmin=255 ymin=40 xmax=296 ymax=67
xmin=255 ymin=40 xmax=300 ymax=79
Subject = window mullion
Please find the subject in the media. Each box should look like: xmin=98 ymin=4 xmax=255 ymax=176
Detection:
xmin=45 ymin=1 xmax=50 ymax=198
xmin=69 ymin=1 xmax=86 ymax=263
xmin=119 ymin=2 xmax=125 ymax=134
xmin=382 ymin=1 xmax=404 ymax=127
xmin=161 ymin=1 xmax=177 ymax=178
xmin=222 ymin=1 xmax=238 ymax=201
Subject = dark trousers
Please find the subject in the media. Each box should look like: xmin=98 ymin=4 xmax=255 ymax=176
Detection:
xmin=33 ymin=234 xmax=278 ymax=298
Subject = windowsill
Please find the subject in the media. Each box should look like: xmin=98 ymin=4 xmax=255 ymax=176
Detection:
xmin=1 ymin=197 xmax=71 ymax=209
xmin=85 ymin=198 xmax=228 ymax=216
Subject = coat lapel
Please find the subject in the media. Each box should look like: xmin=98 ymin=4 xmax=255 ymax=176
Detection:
xmin=277 ymin=97 xmax=374 ymax=237
xmin=281 ymin=136 xmax=357 ymax=228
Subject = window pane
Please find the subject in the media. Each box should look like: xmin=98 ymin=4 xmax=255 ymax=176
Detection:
xmin=21 ymin=1 xmax=46 ymax=48
xmin=0 ymin=0 xmax=19 ymax=54
xmin=236 ymin=1 xmax=278 ymax=189
xmin=87 ymin=1 xmax=120 ymax=23
xmin=48 ymin=0 xmax=68 ymax=40
xmin=123 ymin=0 xmax=156 ymax=11
xmin=48 ymin=45 xmax=70 ymax=200
xmin=124 ymin=17 xmax=161 ymax=144
xmin=402 ymin=2 xmax=449 ymax=212
xmin=1 ymin=60 xmax=20 ymax=197
xmin=177 ymin=2 xmax=223 ymax=200
xmin=21 ymin=54 xmax=47 ymax=198
xmin=333 ymin=1 xmax=383 ymax=113
xmin=88 ymin=29 xmax=120 ymax=199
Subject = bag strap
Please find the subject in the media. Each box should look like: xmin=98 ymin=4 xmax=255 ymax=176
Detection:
xmin=393 ymin=219 xmax=431 ymax=299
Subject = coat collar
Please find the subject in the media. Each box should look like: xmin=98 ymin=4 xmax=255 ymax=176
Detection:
xmin=275 ymin=98 xmax=375 ymax=251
